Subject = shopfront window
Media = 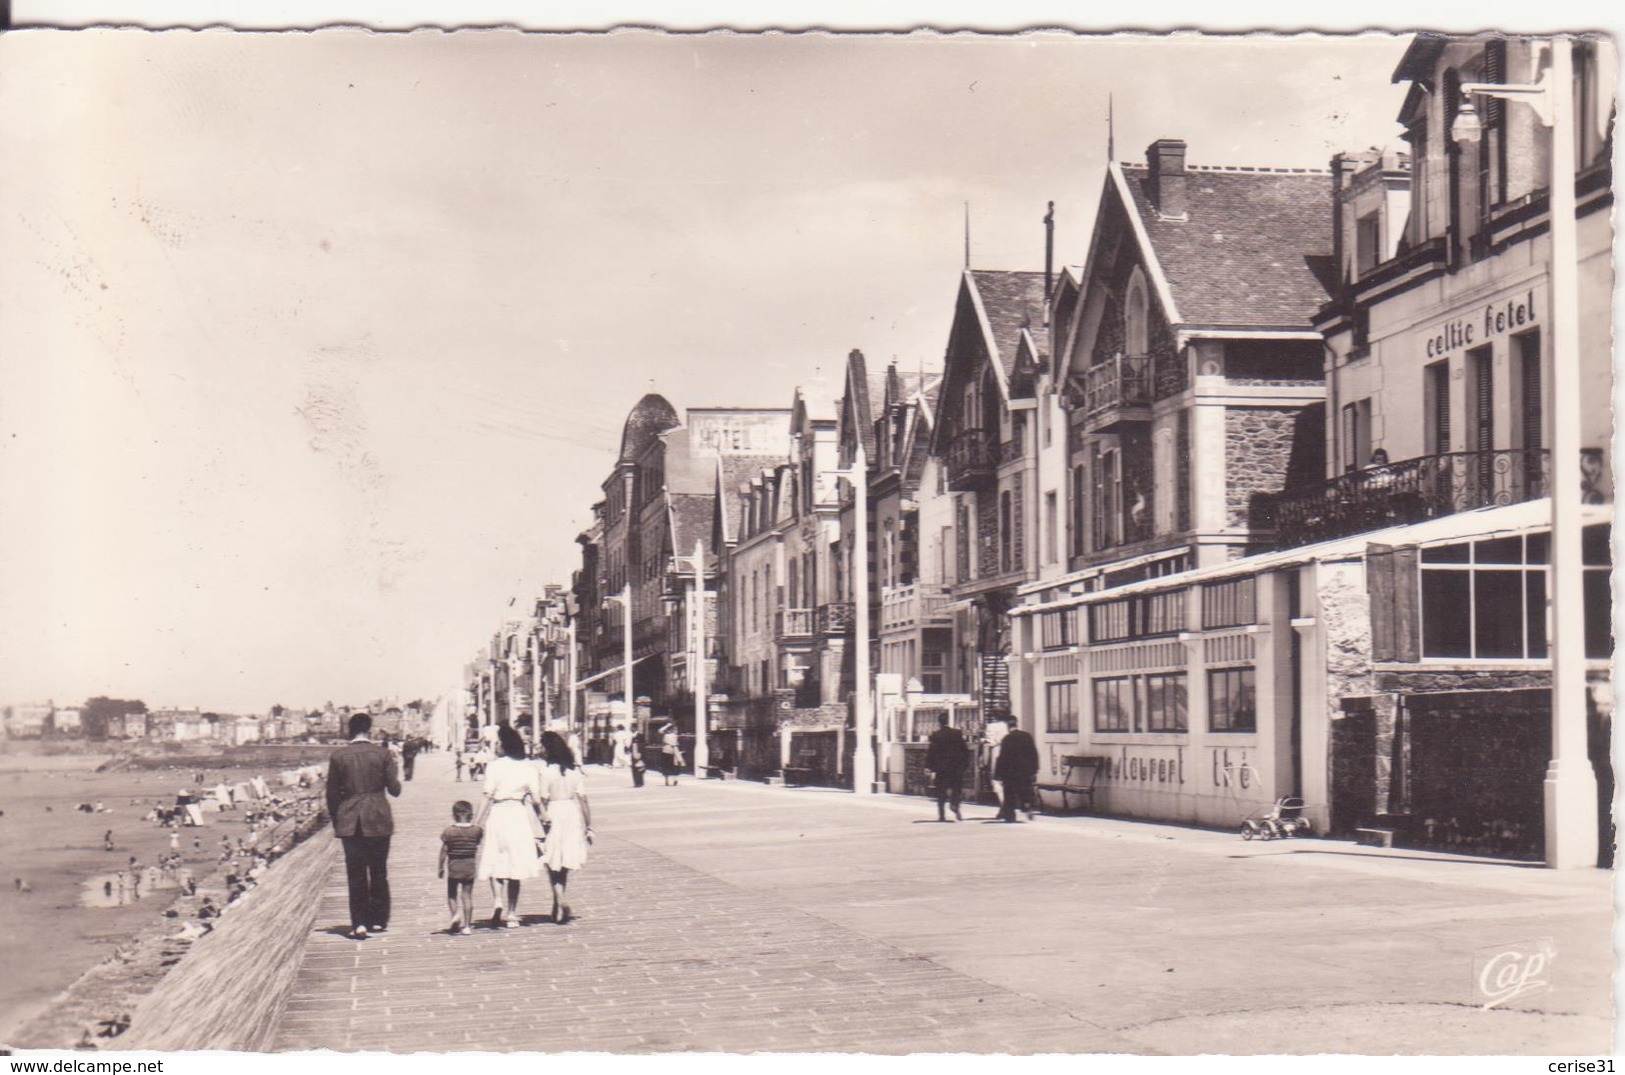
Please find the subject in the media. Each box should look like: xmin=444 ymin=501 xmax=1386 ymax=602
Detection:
xmin=1045 ymin=681 xmax=1079 ymax=733
xmin=1091 ymin=673 xmax=1187 ymax=734
xmin=1208 ymin=667 xmax=1257 ymax=732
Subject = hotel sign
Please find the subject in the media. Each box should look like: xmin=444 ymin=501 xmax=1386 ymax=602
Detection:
xmin=1424 ymin=287 xmax=1541 ymax=358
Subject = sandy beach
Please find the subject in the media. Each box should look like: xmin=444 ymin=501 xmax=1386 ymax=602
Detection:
xmin=0 ymin=745 xmax=326 ymax=1045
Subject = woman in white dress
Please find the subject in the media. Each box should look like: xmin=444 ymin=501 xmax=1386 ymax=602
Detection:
xmin=476 ymin=725 xmax=543 ymax=927
xmin=538 ymin=730 xmax=593 ymax=924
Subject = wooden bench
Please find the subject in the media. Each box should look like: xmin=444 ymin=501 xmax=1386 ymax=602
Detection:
xmin=782 ymin=749 xmax=822 ymax=788
xmin=1034 ymin=755 xmax=1105 ymax=813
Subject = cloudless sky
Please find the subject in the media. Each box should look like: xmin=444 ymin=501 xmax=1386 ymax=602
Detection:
xmin=0 ymin=28 xmax=1413 ymax=712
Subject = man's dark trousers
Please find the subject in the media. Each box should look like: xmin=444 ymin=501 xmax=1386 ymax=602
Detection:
xmin=935 ymin=775 xmax=963 ymax=819
xmin=341 ymin=834 xmax=391 ymax=928
xmin=998 ymin=777 xmax=1034 ymax=821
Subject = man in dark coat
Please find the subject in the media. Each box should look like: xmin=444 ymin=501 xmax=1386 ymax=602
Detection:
xmin=925 ymin=715 xmax=970 ymax=822
xmin=401 ymin=736 xmax=420 ymax=781
xmin=993 ymin=716 xmax=1040 ymax=823
xmin=325 ymin=713 xmax=401 ymax=938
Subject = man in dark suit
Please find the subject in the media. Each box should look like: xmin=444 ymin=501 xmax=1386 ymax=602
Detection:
xmin=325 ymin=713 xmax=401 ymax=938
xmin=925 ymin=715 xmax=969 ymax=822
xmin=993 ymin=716 xmax=1040 ymax=823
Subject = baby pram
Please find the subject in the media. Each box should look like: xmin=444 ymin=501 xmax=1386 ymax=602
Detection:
xmin=1240 ymin=797 xmax=1313 ymax=840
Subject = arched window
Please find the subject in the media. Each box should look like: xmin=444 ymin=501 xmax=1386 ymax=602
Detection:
xmin=1125 ymin=271 xmax=1149 ymax=356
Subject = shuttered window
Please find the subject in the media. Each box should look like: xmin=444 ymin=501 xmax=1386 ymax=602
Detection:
xmin=1367 ymin=543 xmax=1422 ymax=662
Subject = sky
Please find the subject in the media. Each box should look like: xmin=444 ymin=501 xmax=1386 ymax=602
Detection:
xmin=0 ymin=27 xmax=1421 ymax=713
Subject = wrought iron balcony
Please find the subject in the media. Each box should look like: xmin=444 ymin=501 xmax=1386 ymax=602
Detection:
xmin=944 ymin=429 xmax=996 ymax=491
xmin=816 ymin=601 xmax=855 ymax=636
xmin=1082 ymin=353 xmax=1153 ymax=430
xmin=776 ymin=607 xmax=814 ymax=640
xmin=1272 ymin=448 xmax=1607 ymax=549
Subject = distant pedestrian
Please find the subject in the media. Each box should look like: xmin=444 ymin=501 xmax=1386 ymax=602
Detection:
xmin=983 ymin=716 xmax=1010 ymax=811
xmin=438 ymin=800 xmax=484 ymax=935
xmin=325 ymin=712 xmax=402 ymax=940
xmin=538 ymin=730 xmax=592 ymax=924
xmin=193 ymin=835 xmax=202 ymax=853
xmin=611 ymin=724 xmax=632 ymax=769
xmin=993 ymin=717 xmax=1040 ymax=823
xmin=659 ymin=724 xmax=682 ymax=786
xmin=453 ymin=751 xmax=465 ymax=782
xmin=925 ymin=715 xmax=970 ymax=823
xmin=476 ymin=724 xmax=543 ymax=928
xmin=103 ymin=830 xmax=114 ymax=852
xmin=402 ymin=737 xmax=420 ymax=781
xmin=629 ymin=738 xmax=646 ymax=789
xmin=169 ymin=831 xmax=180 ymax=852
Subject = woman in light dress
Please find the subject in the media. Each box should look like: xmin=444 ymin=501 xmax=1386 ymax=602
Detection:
xmin=476 ymin=724 xmax=543 ymax=927
xmin=538 ymin=730 xmax=592 ymax=924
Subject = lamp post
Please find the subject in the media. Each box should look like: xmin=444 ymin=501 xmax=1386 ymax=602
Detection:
xmin=1457 ymin=36 xmax=1597 ymax=869
xmin=664 ymin=542 xmax=711 ymax=777
xmin=830 ymin=440 xmax=876 ymax=795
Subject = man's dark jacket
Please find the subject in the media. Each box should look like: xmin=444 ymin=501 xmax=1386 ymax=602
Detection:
xmin=992 ymin=728 xmax=1040 ymax=782
xmin=325 ymin=740 xmax=402 ymax=837
xmin=925 ymin=725 xmax=970 ymax=778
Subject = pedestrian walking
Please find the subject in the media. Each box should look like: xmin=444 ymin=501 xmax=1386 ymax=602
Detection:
xmin=537 ymin=730 xmax=592 ymax=924
xmin=401 ymin=738 xmax=420 ymax=782
xmin=475 ymin=724 xmax=543 ymax=928
xmin=453 ymin=750 xmax=465 ymax=782
xmin=983 ymin=715 xmax=1010 ymax=811
xmin=437 ymin=800 xmax=484 ymax=935
xmin=925 ymin=715 xmax=970 ymax=822
xmin=659 ymin=723 xmax=683 ymax=786
xmin=325 ymin=712 xmax=402 ymax=939
xmin=629 ymin=737 xmax=646 ymax=788
xmin=611 ymin=724 xmax=632 ymax=769
xmin=993 ymin=716 xmax=1040 ymax=823
xmin=169 ymin=830 xmax=180 ymax=852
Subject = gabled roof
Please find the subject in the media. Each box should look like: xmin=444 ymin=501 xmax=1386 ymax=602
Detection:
xmin=714 ymin=452 xmax=784 ymax=546
xmin=1117 ymin=163 xmax=1335 ymax=330
xmin=967 ymin=269 xmax=1048 ymax=378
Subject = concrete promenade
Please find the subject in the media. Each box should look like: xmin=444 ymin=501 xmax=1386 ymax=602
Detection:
xmin=271 ymin=753 xmax=1612 ymax=1054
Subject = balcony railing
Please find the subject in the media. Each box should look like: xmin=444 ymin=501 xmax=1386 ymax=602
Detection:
xmin=776 ymin=607 xmax=814 ymax=639
xmin=1082 ymin=353 xmax=1152 ymax=426
xmin=1272 ymin=448 xmax=1607 ymax=549
xmin=880 ymin=584 xmax=953 ymax=634
xmin=816 ymin=601 xmax=855 ymax=636
xmin=944 ymin=429 xmax=996 ymax=490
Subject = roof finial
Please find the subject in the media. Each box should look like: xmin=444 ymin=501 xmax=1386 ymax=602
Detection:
xmin=963 ymin=202 xmax=971 ymax=269
xmin=1107 ymin=92 xmax=1115 ymax=162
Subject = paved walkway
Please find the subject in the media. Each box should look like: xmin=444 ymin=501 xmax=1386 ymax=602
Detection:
xmin=272 ymin=753 xmax=1613 ymax=1054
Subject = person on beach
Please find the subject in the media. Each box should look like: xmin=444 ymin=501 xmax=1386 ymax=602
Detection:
xmin=437 ymin=799 xmax=484 ymax=935
xmin=325 ymin=712 xmax=403 ymax=939
xmin=475 ymin=724 xmax=543 ymax=928
xmin=537 ymin=730 xmax=592 ymax=924
xmin=103 ymin=830 xmax=114 ymax=852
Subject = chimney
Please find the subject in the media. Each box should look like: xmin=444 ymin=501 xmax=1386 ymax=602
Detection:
xmin=1146 ymin=138 xmax=1188 ymax=220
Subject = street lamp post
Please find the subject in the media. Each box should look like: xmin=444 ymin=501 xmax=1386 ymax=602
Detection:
xmin=1459 ymin=36 xmax=1598 ymax=869
xmin=830 ymin=440 xmax=876 ymax=796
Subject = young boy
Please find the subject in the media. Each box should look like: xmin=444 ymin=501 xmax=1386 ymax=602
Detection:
xmin=437 ymin=800 xmax=484 ymax=935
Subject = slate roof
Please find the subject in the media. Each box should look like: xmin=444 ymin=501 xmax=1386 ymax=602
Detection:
xmin=968 ymin=270 xmax=1048 ymax=375
xmin=668 ymin=493 xmax=715 ymax=560
xmin=617 ymin=393 xmax=680 ymax=464
xmin=1118 ymin=165 xmax=1335 ymax=330
xmin=716 ymin=453 xmax=784 ymax=544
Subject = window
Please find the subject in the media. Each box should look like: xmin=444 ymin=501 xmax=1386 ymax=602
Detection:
xmin=1092 ymin=673 xmax=1187 ymax=733
xmin=1093 ymin=677 xmax=1133 ymax=732
xmin=1045 ymin=681 xmax=1079 ymax=733
xmin=1420 ymin=534 xmax=1550 ymax=659
xmin=1201 ymin=577 xmax=1257 ymax=629
xmin=1039 ymin=609 xmax=1076 ymax=650
xmin=1209 ymin=667 xmax=1257 ymax=732
xmin=1045 ymin=491 xmax=1059 ymax=565
xmin=999 ymin=490 xmax=1014 ymax=573
xmin=1342 ymin=399 xmax=1372 ymax=472
xmin=1426 ymin=360 xmax=1452 ymax=457
xmin=1070 ymin=463 xmax=1087 ymax=557
xmin=1089 ymin=588 xmax=1187 ymax=643
xmin=1355 ymin=212 xmax=1381 ymax=276
xmin=1125 ymin=272 xmax=1149 ymax=356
